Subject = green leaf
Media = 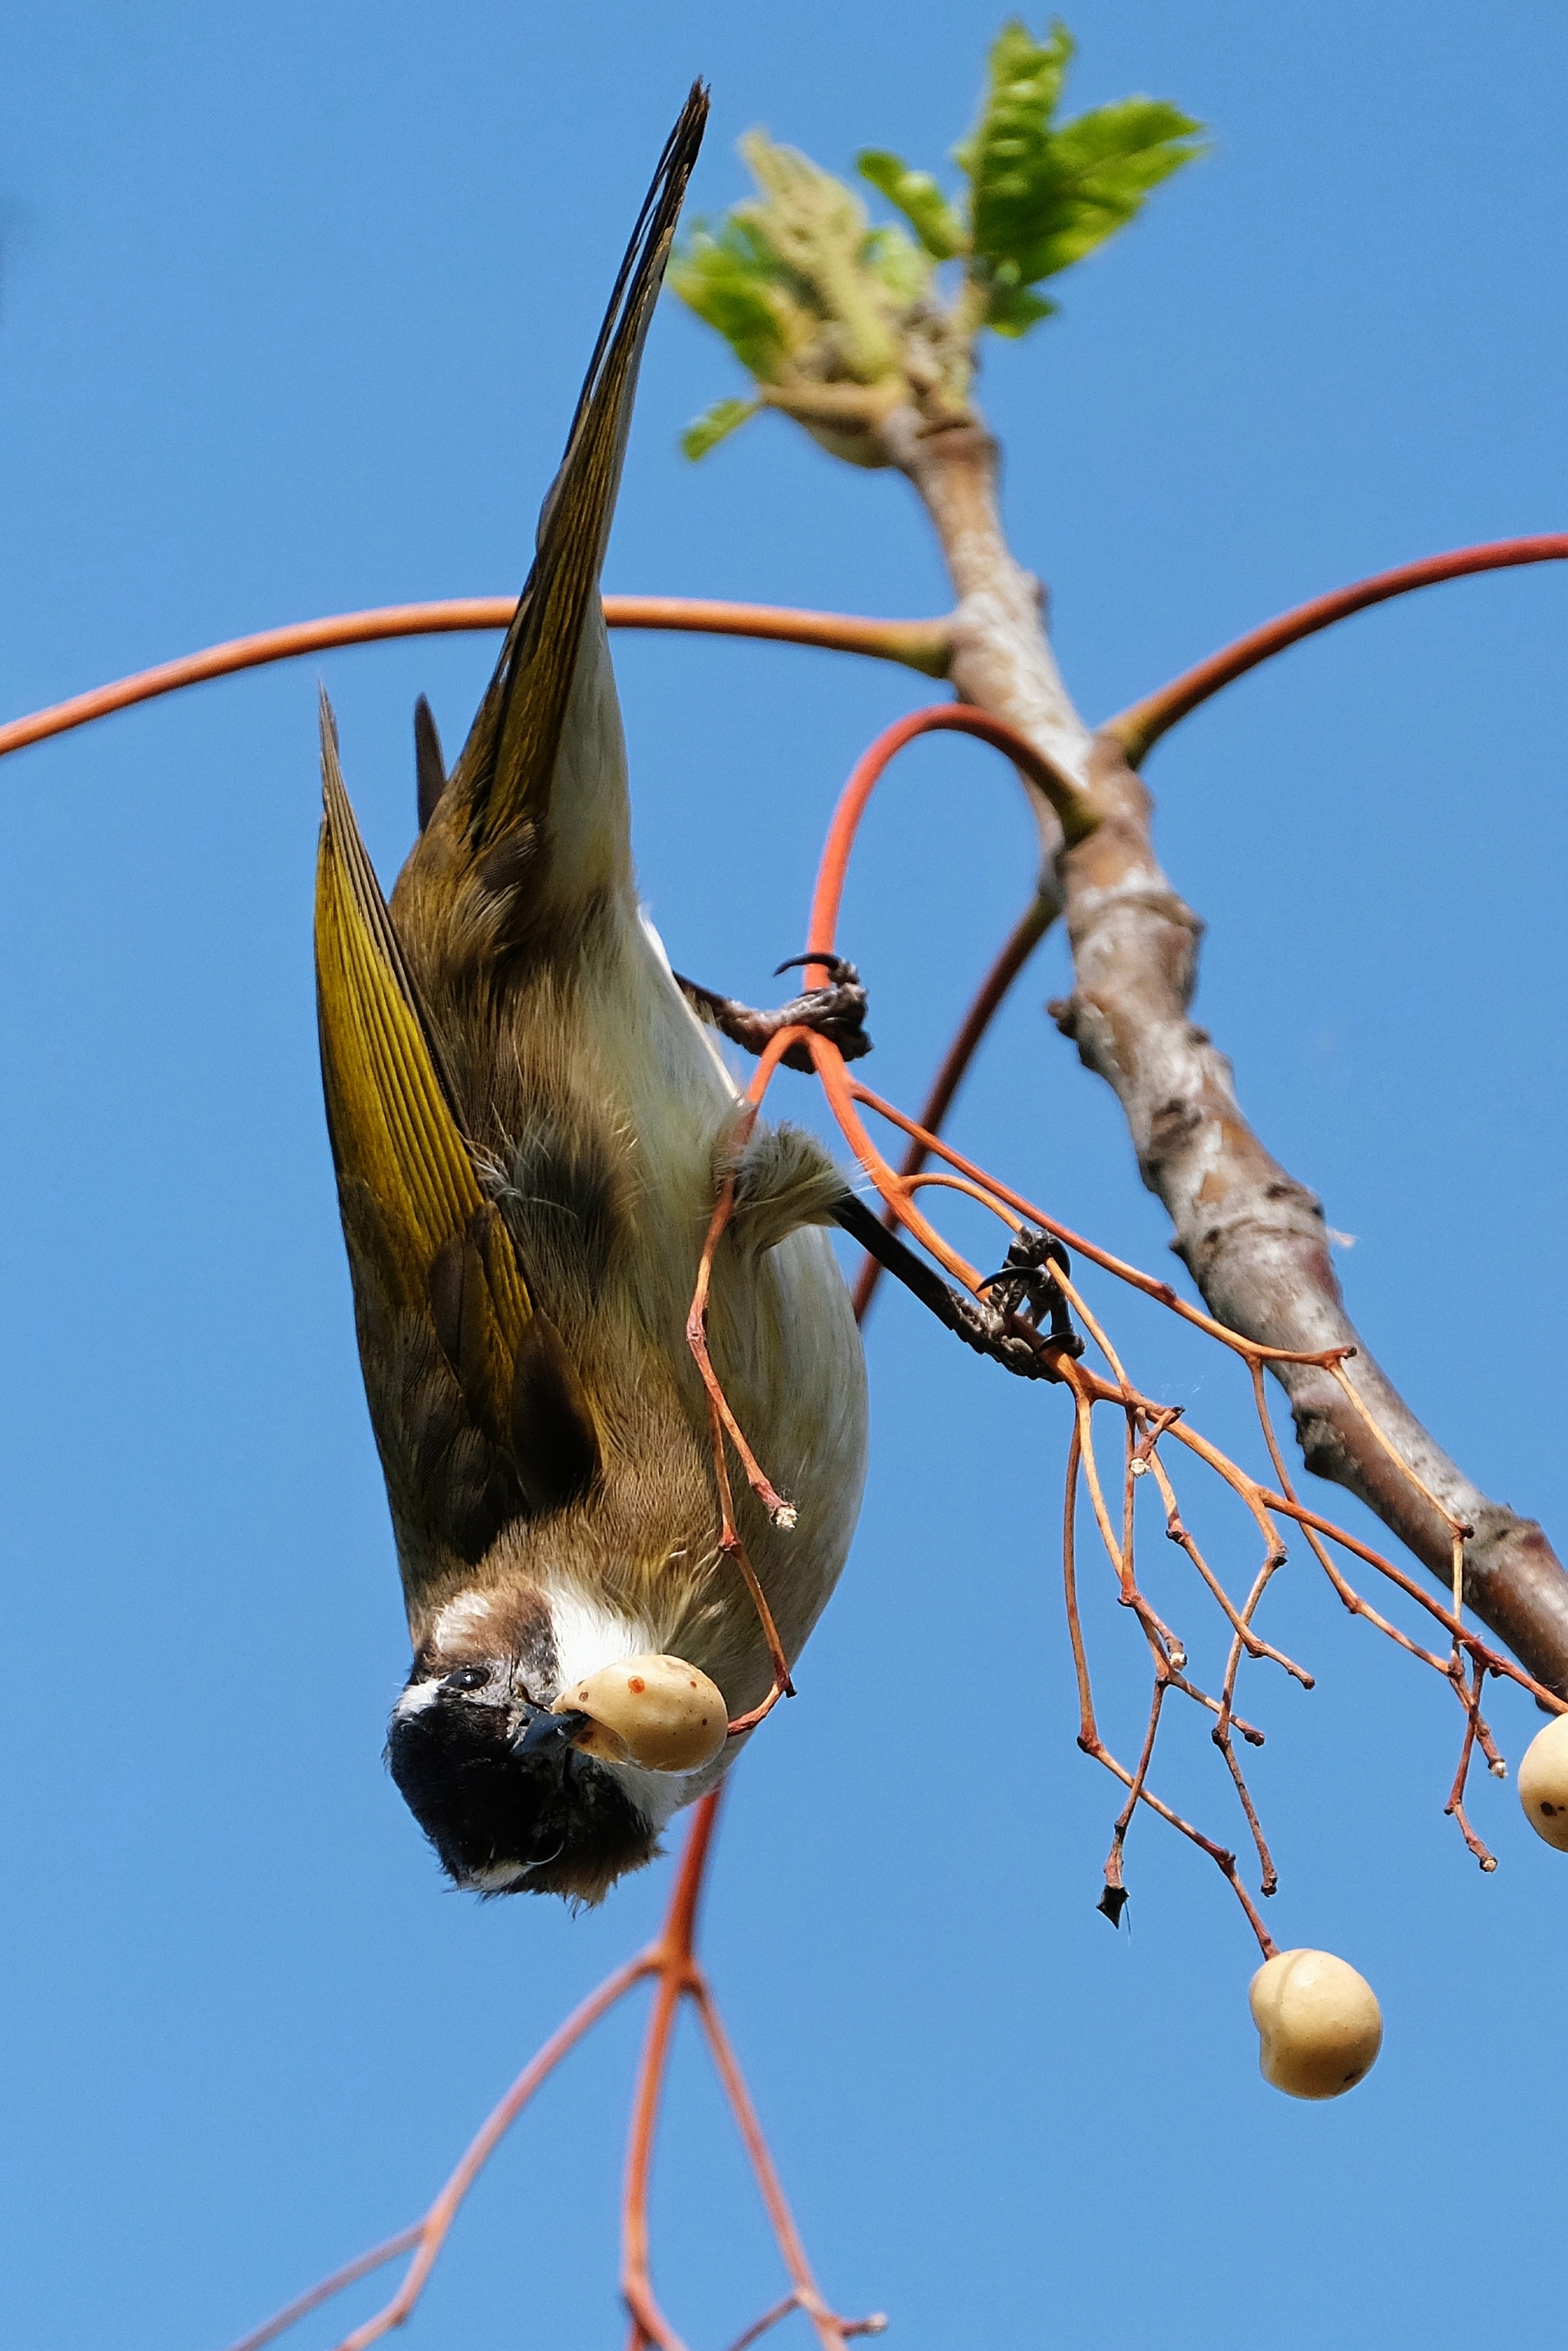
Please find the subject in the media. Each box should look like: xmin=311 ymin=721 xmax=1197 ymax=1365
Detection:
xmin=984 ymin=283 xmax=1058 ymax=336
xmin=859 ymin=223 xmax=932 ymax=306
xmin=734 ymin=131 xmax=903 ymax=382
xmin=856 ymin=150 xmax=968 ymax=260
xmin=954 ymin=16 xmax=1076 ymax=186
xmin=1004 ymin=98 xmax=1206 ymax=281
xmin=667 ymin=222 xmax=795 ymax=382
xmin=956 ymin=18 xmax=1204 ymax=295
xmin=680 ymin=396 xmax=761 ymax=461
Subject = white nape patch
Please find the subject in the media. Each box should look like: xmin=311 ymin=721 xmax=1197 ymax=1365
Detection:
xmin=432 ymin=1592 xmax=492 ymax=1647
xmin=547 ymin=1586 xmax=657 ymax=1695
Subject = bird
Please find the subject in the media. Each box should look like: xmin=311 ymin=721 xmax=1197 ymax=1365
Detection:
xmin=313 ymin=84 xmax=871 ymax=1904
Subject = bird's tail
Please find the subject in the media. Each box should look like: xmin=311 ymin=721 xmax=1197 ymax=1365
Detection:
xmin=434 ymin=83 xmax=708 ymax=868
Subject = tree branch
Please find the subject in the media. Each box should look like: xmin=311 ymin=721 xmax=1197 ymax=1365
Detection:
xmin=882 ymin=405 xmax=1568 ymax=1695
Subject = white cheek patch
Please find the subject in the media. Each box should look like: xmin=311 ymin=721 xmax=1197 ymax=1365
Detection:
xmin=465 ymin=1860 xmax=530 ymax=1893
xmin=392 ymin=1678 xmax=445 ymax=1718
xmin=403 ymin=1582 xmax=723 ymax=1847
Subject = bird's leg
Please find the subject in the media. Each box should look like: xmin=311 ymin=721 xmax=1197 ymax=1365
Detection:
xmin=830 ymin=1195 xmax=1082 ymax=1379
xmin=675 ymin=954 xmax=872 ymax=1073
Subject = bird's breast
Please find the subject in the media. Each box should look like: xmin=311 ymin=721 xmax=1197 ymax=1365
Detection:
xmin=488 ymin=899 xmax=868 ymax=1705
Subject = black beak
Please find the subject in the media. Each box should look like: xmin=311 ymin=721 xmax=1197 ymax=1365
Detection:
xmin=515 ymin=1705 xmax=590 ymax=1763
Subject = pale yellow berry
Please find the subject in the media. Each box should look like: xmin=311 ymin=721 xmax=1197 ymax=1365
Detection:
xmin=1249 ymin=1949 xmax=1383 ymax=2100
xmin=553 ymin=1654 xmax=729 ymax=1773
xmin=1517 ymin=1713 xmax=1568 ymax=1852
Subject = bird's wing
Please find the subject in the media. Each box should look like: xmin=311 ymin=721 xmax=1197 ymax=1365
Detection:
xmin=315 ymin=698 xmax=600 ymax=1585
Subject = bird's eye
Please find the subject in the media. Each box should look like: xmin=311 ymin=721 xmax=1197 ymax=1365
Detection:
xmin=442 ymin=1665 xmax=491 ymax=1692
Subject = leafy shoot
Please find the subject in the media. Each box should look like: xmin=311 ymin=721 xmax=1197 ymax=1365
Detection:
xmin=669 ymin=16 xmax=1205 ymax=465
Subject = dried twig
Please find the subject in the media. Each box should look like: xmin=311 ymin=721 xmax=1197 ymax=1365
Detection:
xmin=787 ymin=703 xmax=1564 ymax=1954
xmin=1444 ymin=1656 xmax=1500 ymax=1875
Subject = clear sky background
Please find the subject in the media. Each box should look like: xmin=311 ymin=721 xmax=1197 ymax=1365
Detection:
xmin=2 ymin=4 xmax=1566 ymax=2346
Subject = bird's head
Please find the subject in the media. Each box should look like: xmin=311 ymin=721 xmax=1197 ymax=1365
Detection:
xmin=385 ymin=1586 xmax=729 ymax=1903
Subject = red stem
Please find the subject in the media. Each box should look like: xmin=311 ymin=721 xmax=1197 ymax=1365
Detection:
xmin=12 ymin=537 xmax=1563 ymax=781
xmin=851 ymin=892 xmax=1053 ymax=1321
xmin=620 ymin=1801 xmax=721 ymax=2351
xmin=0 ymin=596 xmax=951 ymax=762
xmin=792 ymin=702 xmax=1067 ymax=1322
xmin=222 ymin=2229 xmax=422 ymax=2351
xmin=1106 ymin=533 xmax=1568 ymax=762
xmin=802 ymin=703 xmax=1073 ymax=983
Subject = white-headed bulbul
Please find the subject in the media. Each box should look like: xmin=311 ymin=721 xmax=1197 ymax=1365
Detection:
xmin=313 ymin=87 xmax=871 ymax=1903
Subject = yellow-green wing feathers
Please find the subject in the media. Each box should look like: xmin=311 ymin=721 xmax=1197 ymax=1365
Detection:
xmin=315 ymin=699 xmax=531 ymax=1351
xmin=313 ymin=91 xmax=712 ymax=1570
xmin=316 ymin=696 xmax=578 ymax=1582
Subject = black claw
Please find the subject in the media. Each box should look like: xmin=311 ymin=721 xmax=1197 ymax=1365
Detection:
xmin=948 ymin=1291 xmax=1081 ymax=1375
xmin=772 ymin=951 xmax=860 ymax=987
xmin=830 ymin=1195 xmax=1081 ymax=1380
xmin=673 ymin=957 xmax=873 ymax=1072
xmin=976 ymin=1226 xmax=1083 ymax=1358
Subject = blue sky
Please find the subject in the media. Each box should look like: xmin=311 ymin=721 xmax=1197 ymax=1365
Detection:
xmin=2 ymin=4 xmax=1566 ymax=2346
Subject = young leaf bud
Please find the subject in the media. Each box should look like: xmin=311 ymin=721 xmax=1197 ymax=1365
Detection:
xmin=1249 ymin=1949 xmax=1382 ymax=2100
xmin=554 ymin=1655 xmax=729 ymax=1774
xmin=1517 ymin=1713 xmax=1568 ymax=1851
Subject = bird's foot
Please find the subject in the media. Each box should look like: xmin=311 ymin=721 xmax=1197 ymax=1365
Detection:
xmin=942 ymin=1287 xmax=1080 ymax=1380
xmin=828 ymin=1194 xmax=1080 ymax=1380
xmin=976 ymin=1226 xmax=1085 ymax=1361
xmin=676 ymin=955 xmax=872 ymax=1073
